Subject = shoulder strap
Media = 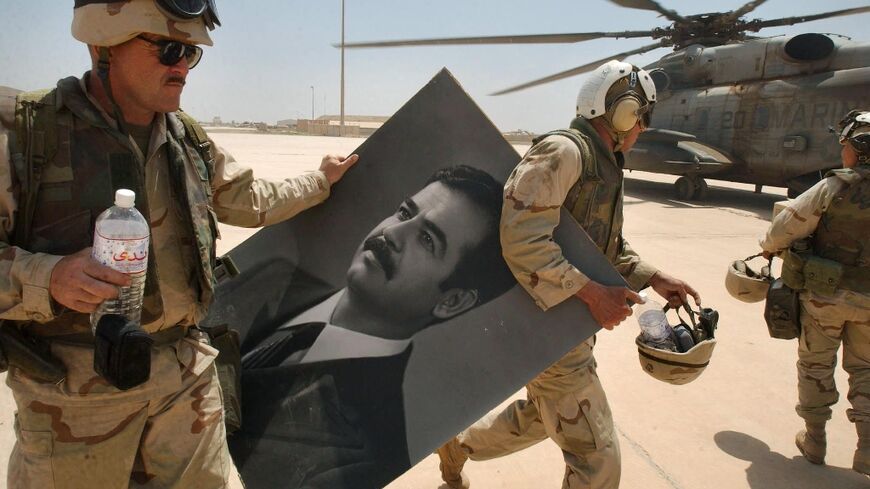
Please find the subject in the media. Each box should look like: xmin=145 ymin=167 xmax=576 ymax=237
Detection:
xmin=11 ymin=89 xmax=58 ymax=247
xmin=175 ymin=109 xmax=214 ymax=179
xmin=533 ymin=128 xmax=599 ymax=212
xmin=533 ymin=128 xmax=598 ymax=183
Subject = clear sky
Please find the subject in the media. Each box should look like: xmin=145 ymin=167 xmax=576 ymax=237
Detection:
xmin=1 ymin=0 xmax=867 ymax=133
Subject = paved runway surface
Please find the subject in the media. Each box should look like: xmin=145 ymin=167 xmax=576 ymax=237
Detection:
xmin=1 ymin=133 xmax=866 ymax=488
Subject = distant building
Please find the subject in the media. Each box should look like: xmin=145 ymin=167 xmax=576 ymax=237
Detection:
xmin=294 ymin=115 xmax=388 ymax=137
xmin=212 ymin=116 xmax=223 ymax=126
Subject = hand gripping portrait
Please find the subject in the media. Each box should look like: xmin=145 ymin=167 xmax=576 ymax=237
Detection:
xmin=202 ymin=70 xmax=628 ymax=488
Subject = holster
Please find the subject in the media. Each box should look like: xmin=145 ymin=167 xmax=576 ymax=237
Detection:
xmin=93 ymin=314 xmax=154 ymax=391
xmin=0 ymin=321 xmax=67 ymax=384
xmin=764 ymin=278 xmax=801 ymax=340
xmin=201 ymin=323 xmax=242 ymax=434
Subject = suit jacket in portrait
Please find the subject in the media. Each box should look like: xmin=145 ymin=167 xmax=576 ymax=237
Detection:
xmin=228 ymin=291 xmax=413 ymax=489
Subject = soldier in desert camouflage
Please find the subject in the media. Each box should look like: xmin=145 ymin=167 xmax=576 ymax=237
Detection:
xmin=760 ymin=109 xmax=870 ymax=476
xmin=0 ymin=1 xmax=357 ymax=487
xmin=436 ymin=60 xmax=700 ymax=489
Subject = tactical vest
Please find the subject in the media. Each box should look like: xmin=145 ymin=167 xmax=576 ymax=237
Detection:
xmin=782 ymin=166 xmax=870 ymax=295
xmin=533 ymin=117 xmax=625 ymax=262
xmin=8 ymin=76 xmax=218 ymax=335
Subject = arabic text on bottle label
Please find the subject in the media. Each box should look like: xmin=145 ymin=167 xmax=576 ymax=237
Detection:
xmin=93 ymin=233 xmax=149 ymax=275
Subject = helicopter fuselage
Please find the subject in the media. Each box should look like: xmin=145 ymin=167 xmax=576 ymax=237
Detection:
xmin=630 ymin=33 xmax=870 ymax=195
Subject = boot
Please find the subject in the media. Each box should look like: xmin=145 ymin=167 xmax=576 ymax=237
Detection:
xmin=853 ymin=421 xmax=870 ymax=476
xmin=436 ymin=437 xmax=470 ymax=489
xmin=795 ymin=421 xmax=826 ymax=465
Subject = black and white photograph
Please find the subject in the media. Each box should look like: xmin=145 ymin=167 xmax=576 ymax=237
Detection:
xmin=203 ymin=70 xmax=627 ymax=488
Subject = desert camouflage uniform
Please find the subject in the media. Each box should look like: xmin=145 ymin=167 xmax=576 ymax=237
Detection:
xmin=760 ymin=167 xmax=870 ymax=432
xmin=0 ymin=74 xmax=330 ymax=488
xmin=449 ymin=118 xmax=657 ymax=489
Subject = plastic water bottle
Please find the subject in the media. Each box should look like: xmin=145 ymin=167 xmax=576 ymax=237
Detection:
xmin=90 ymin=189 xmax=150 ymax=332
xmin=635 ymin=292 xmax=678 ymax=352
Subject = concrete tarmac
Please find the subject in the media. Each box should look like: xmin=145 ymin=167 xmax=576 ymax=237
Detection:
xmin=1 ymin=133 xmax=866 ymax=489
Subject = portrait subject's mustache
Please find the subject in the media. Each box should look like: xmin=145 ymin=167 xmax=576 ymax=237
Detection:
xmin=363 ymin=235 xmax=395 ymax=280
xmin=167 ymin=76 xmax=186 ymax=85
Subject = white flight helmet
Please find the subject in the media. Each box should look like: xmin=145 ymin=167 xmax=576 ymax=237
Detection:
xmin=576 ymin=60 xmax=657 ymax=148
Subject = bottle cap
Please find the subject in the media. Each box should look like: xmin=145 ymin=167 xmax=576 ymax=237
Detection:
xmin=638 ymin=291 xmax=649 ymax=304
xmin=114 ymin=189 xmax=136 ymax=208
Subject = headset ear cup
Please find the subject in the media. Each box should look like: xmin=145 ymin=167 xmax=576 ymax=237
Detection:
xmin=609 ymin=96 xmax=642 ymax=132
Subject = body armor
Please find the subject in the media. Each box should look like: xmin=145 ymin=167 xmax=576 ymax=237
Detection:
xmin=813 ymin=167 xmax=870 ymax=280
xmin=781 ymin=167 xmax=870 ymax=296
xmin=533 ymin=117 xmax=626 ymax=263
xmin=9 ymin=77 xmax=218 ymax=335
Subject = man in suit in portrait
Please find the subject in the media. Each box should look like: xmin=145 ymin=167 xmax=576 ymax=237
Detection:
xmin=229 ymin=165 xmax=516 ymax=489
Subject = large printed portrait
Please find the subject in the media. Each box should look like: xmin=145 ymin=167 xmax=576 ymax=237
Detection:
xmin=201 ymin=70 xmax=626 ymax=488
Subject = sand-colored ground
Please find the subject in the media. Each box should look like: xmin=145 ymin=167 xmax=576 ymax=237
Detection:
xmin=1 ymin=133 xmax=866 ymax=488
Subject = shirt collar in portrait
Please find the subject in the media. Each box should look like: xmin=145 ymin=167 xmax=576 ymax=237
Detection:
xmin=280 ymin=289 xmax=412 ymax=364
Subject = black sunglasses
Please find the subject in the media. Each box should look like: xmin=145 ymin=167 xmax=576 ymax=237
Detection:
xmin=136 ymin=35 xmax=203 ymax=69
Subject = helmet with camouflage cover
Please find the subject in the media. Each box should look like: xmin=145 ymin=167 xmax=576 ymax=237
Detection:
xmin=833 ymin=110 xmax=870 ymax=163
xmin=636 ymin=305 xmax=717 ymax=385
xmin=725 ymin=253 xmax=773 ymax=303
xmin=72 ymin=0 xmax=220 ymax=47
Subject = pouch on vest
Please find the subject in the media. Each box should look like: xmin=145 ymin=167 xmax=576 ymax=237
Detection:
xmin=803 ymin=256 xmax=843 ymax=297
xmin=93 ymin=314 xmax=154 ymax=390
xmin=781 ymin=248 xmax=806 ymax=290
xmin=764 ymin=278 xmax=801 ymax=340
xmin=203 ymin=323 xmax=242 ymax=434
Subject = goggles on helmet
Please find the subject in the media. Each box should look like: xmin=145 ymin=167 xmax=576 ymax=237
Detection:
xmin=830 ymin=110 xmax=870 ymax=159
xmin=832 ymin=110 xmax=870 ymax=143
xmin=74 ymin=0 xmax=220 ymax=31
xmin=137 ymin=35 xmax=203 ymax=68
xmin=156 ymin=0 xmax=221 ymax=30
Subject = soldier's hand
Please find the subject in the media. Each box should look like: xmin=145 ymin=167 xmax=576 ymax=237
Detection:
xmin=319 ymin=154 xmax=359 ymax=185
xmin=49 ymin=248 xmax=131 ymax=313
xmin=648 ymin=271 xmax=701 ymax=309
xmin=575 ymin=281 xmax=643 ymax=330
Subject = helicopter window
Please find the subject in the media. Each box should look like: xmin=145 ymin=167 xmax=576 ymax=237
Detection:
xmin=784 ymin=33 xmax=835 ymax=61
xmin=649 ymin=70 xmax=670 ymax=92
xmin=697 ymin=110 xmax=708 ymax=131
xmin=753 ymin=107 xmax=769 ymax=130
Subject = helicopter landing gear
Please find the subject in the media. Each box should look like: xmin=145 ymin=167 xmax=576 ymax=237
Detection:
xmin=674 ymin=176 xmax=708 ymax=200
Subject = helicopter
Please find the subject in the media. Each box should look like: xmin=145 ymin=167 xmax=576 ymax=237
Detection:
xmin=340 ymin=0 xmax=870 ymax=200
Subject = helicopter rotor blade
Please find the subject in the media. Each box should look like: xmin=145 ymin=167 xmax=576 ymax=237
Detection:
xmin=608 ymin=0 xmax=686 ymax=23
xmin=726 ymin=0 xmax=768 ymax=21
xmin=491 ymin=41 xmax=664 ymax=96
xmin=747 ymin=6 xmax=870 ymax=31
xmin=336 ymin=31 xmax=657 ymax=49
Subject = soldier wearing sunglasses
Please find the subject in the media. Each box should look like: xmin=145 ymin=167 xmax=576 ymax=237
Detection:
xmin=0 ymin=1 xmax=357 ymax=487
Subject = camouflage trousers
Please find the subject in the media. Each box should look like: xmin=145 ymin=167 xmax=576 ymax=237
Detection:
xmin=796 ymin=291 xmax=870 ymax=424
xmin=5 ymin=329 xmax=233 ymax=489
xmin=457 ymin=337 xmax=620 ymax=489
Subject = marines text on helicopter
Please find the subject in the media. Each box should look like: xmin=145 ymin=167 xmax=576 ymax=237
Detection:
xmin=340 ymin=0 xmax=870 ymax=200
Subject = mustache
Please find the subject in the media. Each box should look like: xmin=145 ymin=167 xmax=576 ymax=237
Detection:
xmin=166 ymin=76 xmax=186 ymax=85
xmin=363 ymin=235 xmax=395 ymax=280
